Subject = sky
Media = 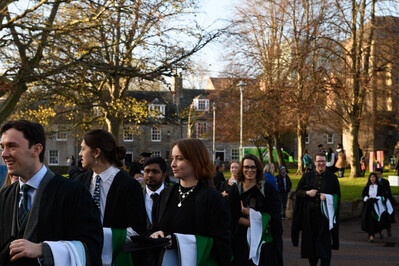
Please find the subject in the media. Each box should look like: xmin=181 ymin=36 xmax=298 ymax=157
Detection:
xmin=8 ymin=0 xmax=237 ymax=87
xmin=194 ymin=0 xmax=238 ymax=78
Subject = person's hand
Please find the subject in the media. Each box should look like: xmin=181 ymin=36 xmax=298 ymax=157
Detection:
xmin=306 ymin=189 xmax=318 ymax=197
xmin=150 ymin=230 xmax=166 ymax=238
xmin=241 ymin=201 xmax=250 ymax=216
xmin=9 ymin=239 xmax=42 ymax=262
xmin=319 ymin=193 xmax=326 ymax=201
xmin=221 ymin=191 xmax=228 ymax=197
xmin=238 ymin=217 xmax=250 ymax=227
xmin=149 ymin=231 xmax=172 ymax=247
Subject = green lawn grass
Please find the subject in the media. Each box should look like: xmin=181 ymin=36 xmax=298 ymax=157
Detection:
xmin=224 ymin=169 xmax=399 ymax=202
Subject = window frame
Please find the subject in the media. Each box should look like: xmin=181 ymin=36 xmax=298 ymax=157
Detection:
xmin=48 ymin=150 xmax=59 ymax=165
xmin=151 ymin=127 xmax=162 ymax=142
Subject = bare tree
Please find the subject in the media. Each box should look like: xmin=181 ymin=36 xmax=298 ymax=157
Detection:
xmin=1 ymin=0 xmax=222 ymax=141
xmin=321 ymin=0 xmax=399 ymax=177
xmin=222 ymin=0 xmax=331 ymax=171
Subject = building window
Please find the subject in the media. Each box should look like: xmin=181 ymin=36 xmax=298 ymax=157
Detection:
xmin=151 ymin=127 xmax=161 ymax=142
xmin=327 ymin=133 xmax=334 ymax=144
xmin=125 ymin=152 xmax=133 ymax=166
xmin=48 ymin=150 xmax=59 ymax=165
xmin=231 ymin=149 xmax=239 ymax=161
xmin=148 ymin=104 xmax=166 ymax=118
xmin=196 ymin=122 xmax=208 ymax=139
xmin=56 ymin=126 xmax=67 ymax=141
xmin=305 ymin=133 xmax=309 ymax=144
xmin=152 ymin=150 xmax=161 ymax=157
xmin=193 ymin=99 xmax=210 ymax=112
xmin=123 ymin=127 xmax=134 ymax=142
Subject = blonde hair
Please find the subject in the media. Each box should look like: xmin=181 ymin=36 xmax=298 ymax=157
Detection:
xmin=2 ymin=174 xmax=18 ymax=187
xmin=263 ymin=163 xmax=275 ymax=174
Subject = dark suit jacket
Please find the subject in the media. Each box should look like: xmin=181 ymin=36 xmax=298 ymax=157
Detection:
xmin=0 ymin=170 xmax=103 ymax=266
xmin=143 ymin=183 xmax=169 ymax=232
xmin=74 ymin=170 xmax=147 ymax=234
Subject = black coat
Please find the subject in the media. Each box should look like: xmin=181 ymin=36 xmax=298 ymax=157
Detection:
xmin=152 ymin=182 xmax=232 ymax=265
xmin=361 ymin=184 xmax=390 ymax=234
xmin=0 ymin=171 xmax=103 ymax=266
xmin=276 ymin=174 xmax=292 ymax=194
xmin=74 ymin=170 xmax=148 ymax=265
xmin=74 ymin=170 xmax=147 ymax=234
xmin=291 ymin=170 xmax=341 ymax=259
xmin=229 ymin=182 xmax=283 ymax=266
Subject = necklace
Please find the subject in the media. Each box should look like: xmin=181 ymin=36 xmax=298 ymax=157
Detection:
xmin=178 ymin=185 xmax=196 ymax=207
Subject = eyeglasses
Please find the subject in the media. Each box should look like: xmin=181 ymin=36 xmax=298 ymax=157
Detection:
xmin=243 ymin=165 xmax=257 ymax=171
xmin=315 ymin=160 xmax=326 ymax=164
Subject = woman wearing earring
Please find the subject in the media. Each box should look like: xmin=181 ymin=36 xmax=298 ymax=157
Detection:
xmin=229 ymin=154 xmax=283 ymax=266
xmin=74 ymin=129 xmax=147 ymax=265
xmin=150 ymin=138 xmax=231 ymax=265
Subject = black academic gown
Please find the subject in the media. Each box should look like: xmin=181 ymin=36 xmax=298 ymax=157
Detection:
xmin=229 ymin=182 xmax=283 ymax=266
xmin=152 ymin=182 xmax=232 ymax=266
xmin=291 ymin=170 xmax=341 ymax=261
xmin=74 ymin=170 xmax=147 ymax=265
xmin=379 ymin=177 xmax=396 ymax=224
xmin=74 ymin=170 xmax=147 ymax=233
xmin=361 ymin=184 xmax=390 ymax=235
xmin=0 ymin=171 xmax=103 ymax=266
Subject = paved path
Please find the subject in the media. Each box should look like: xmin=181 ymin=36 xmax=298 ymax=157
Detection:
xmin=283 ymin=209 xmax=399 ymax=265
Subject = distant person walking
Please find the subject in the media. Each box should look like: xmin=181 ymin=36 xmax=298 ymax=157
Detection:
xmin=361 ymin=172 xmax=391 ymax=243
xmin=375 ymin=168 xmax=395 ymax=238
xmin=303 ymin=149 xmax=312 ymax=172
xmin=276 ymin=166 xmax=292 ymax=219
xmin=335 ymin=144 xmax=347 ymax=177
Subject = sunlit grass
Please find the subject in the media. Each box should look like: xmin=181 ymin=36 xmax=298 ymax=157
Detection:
xmin=224 ymin=168 xmax=399 ymax=202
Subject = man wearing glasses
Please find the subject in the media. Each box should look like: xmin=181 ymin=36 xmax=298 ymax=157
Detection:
xmin=291 ymin=152 xmax=341 ymax=266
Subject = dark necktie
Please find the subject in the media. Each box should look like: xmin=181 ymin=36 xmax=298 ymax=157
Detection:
xmin=150 ymin=192 xmax=159 ymax=203
xmin=93 ymin=175 xmax=101 ymax=209
xmin=18 ymin=184 xmax=32 ymax=227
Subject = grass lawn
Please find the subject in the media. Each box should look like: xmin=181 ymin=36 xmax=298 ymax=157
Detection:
xmin=224 ymin=168 xmax=399 ymax=202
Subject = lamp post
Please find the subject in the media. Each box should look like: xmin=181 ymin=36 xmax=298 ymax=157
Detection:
xmin=212 ymin=102 xmax=216 ymax=162
xmin=237 ymin=80 xmax=246 ymax=160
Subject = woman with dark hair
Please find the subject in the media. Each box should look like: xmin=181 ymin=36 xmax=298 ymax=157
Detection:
xmin=74 ymin=129 xmax=147 ymax=265
xmin=361 ymin=172 xmax=391 ymax=243
xmin=229 ymin=154 xmax=283 ymax=266
xmin=150 ymin=138 xmax=231 ymax=265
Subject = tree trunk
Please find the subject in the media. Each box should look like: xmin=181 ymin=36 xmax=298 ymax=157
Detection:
xmin=346 ymin=122 xmax=361 ymax=177
xmin=296 ymin=119 xmax=306 ymax=175
xmin=106 ymin=115 xmax=122 ymax=145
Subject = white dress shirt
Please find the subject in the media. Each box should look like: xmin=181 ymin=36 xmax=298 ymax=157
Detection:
xmin=145 ymin=184 xmax=165 ymax=224
xmin=19 ymin=164 xmax=47 ymax=209
xmin=90 ymin=166 xmax=120 ymax=223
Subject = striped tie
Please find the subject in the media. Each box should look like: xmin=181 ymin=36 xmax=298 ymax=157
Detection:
xmin=18 ymin=184 xmax=32 ymax=227
xmin=93 ymin=175 xmax=101 ymax=209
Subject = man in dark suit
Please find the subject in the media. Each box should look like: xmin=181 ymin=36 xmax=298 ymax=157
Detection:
xmin=0 ymin=120 xmax=103 ymax=265
xmin=376 ymin=168 xmax=394 ymax=237
xmin=143 ymin=157 xmax=168 ymax=231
